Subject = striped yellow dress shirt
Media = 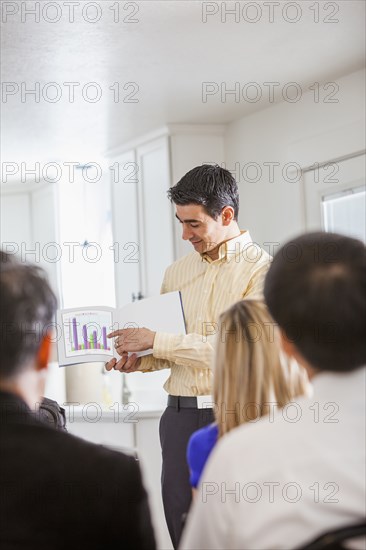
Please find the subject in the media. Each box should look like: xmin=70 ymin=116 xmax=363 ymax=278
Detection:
xmin=140 ymin=231 xmax=271 ymax=396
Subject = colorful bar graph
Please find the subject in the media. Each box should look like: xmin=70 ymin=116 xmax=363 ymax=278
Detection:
xmin=64 ymin=310 xmax=114 ymax=358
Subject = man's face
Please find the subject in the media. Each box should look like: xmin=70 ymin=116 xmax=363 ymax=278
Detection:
xmin=175 ymin=204 xmax=227 ymax=255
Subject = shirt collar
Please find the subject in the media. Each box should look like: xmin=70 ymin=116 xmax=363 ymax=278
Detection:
xmin=201 ymin=230 xmax=253 ymax=263
xmin=311 ymin=366 xmax=366 ymax=399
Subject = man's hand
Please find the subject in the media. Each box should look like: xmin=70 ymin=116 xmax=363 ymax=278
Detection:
xmin=104 ymin=327 xmax=155 ymax=373
xmin=107 ymin=327 xmax=156 ymax=354
xmin=105 ymin=353 xmax=141 ymax=373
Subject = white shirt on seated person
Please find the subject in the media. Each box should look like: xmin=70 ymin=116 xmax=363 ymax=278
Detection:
xmin=180 ymin=365 xmax=366 ymax=550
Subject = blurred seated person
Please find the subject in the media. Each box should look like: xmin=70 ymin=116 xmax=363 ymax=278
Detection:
xmin=181 ymin=232 xmax=366 ymax=550
xmin=187 ymin=300 xmax=308 ymax=493
xmin=0 ymin=251 xmax=156 ymax=550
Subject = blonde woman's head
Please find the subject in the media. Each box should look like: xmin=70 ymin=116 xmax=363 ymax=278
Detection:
xmin=213 ymin=300 xmax=307 ymax=437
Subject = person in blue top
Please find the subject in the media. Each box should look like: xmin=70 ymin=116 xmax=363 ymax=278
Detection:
xmin=187 ymin=299 xmax=309 ymax=492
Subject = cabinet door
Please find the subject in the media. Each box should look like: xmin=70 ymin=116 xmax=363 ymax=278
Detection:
xmin=136 ymin=137 xmax=175 ymax=297
xmin=111 ymin=150 xmax=141 ymax=307
xmin=67 ymin=417 xmax=135 ymax=451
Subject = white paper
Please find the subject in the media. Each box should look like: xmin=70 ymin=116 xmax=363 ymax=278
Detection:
xmin=56 ymin=291 xmax=186 ymax=367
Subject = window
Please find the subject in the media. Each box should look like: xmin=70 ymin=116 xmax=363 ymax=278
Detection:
xmin=303 ymin=153 xmax=365 ymax=241
xmin=322 ymin=187 xmax=365 ymax=243
xmin=57 ymin=165 xmax=116 ymax=308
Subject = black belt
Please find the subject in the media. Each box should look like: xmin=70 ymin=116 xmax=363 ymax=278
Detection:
xmin=168 ymin=395 xmax=212 ymax=410
xmin=167 ymin=395 xmax=213 ymax=409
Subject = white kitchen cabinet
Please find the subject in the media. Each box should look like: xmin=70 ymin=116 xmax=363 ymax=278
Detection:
xmin=136 ymin=136 xmax=175 ymax=298
xmin=111 ymin=134 xmax=174 ymax=305
xmin=109 ymin=124 xmax=225 ymax=306
xmin=66 ymin=411 xmax=135 ymax=450
xmin=110 ymin=148 xmax=141 ymax=308
xmin=65 ymin=406 xmax=172 ymax=550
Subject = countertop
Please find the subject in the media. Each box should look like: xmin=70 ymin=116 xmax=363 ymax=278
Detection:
xmin=62 ymin=402 xmax=164 ymax=423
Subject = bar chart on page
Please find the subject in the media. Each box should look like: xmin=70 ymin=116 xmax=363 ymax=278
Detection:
xmin=62 ymin=310 xmax=114 ymax=358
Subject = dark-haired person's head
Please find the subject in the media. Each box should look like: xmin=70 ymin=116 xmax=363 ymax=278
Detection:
xmin=0 ymin=249 xmax=18 ymax=264
xmin=264 ymin=232 xmax=366 ymax=375
xmin=168 ymin=164 xmax=240 ymax=258
xmin=0 ymin=251 xmax=57 ymax=406
xmin=168 ymin=164 xmax=239 ymax=220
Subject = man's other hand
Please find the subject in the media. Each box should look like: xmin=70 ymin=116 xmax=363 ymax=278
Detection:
xmin=105 ymin=353 xmax=142 ymax=373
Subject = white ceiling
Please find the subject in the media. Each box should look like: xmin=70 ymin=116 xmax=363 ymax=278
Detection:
xmin=1 ymin=0 xmax=365 ymax=167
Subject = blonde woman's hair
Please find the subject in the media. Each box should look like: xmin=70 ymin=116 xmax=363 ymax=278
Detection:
xmin=213 ymin=300 xmax=307 ymax=438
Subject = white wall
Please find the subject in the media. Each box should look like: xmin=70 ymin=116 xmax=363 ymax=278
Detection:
xmin=224 ymin=68 xmax=365 ymax=248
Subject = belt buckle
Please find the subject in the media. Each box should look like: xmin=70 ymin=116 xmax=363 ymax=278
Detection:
xmin=196 ymin=395 xmax=214 ymax=409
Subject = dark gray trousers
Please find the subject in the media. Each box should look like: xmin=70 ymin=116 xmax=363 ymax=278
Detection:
xmin=159 ymin=404 xmax=214 ymax=549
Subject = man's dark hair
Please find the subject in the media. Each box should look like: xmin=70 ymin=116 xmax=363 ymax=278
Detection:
xmin=0 ymin=251 xmax=57 ymax=378
xmin=167 ymin=164 xmax=239 ymax=220
xmin=264 ymin=232 xmax=366 ymax=372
